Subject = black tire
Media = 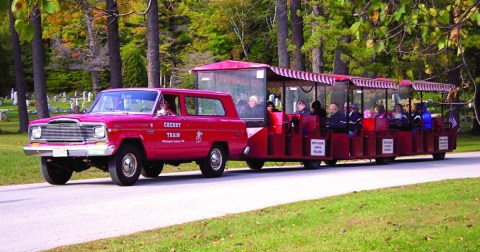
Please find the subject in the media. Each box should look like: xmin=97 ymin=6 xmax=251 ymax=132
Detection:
xmin=433 ymin=153 xmax=446 ymax=160
xmin=375 ymin=157 xmax=392 ymax=165
xmin=324 ymin=159 xmax=337 ymax=166
xmin=246 ymin=160 xmax=265 ymax=170
xmin=141 ymin=162 xmax=164 ymax=178
xmin=199 ymin=145 xmax=226 ymax=178
xmin=40 ymin=157 xmax=73 ymax=185
xmin=108 ymin=144 xmax=143 ymax=186
xmin=303 ymin=160 xmax=321 ymax=169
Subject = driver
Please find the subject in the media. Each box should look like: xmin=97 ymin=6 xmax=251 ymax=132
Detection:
xmin=158 ymin=100 xmax=175 ymax=116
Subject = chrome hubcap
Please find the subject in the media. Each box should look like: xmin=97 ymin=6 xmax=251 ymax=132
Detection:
xmin=210 ymin=148 xmax=222 ymax=171
xmin=122 ymin=153 xmax=137 ymax=177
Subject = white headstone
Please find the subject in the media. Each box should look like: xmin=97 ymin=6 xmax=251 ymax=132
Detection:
xmin=88 ymin=92 xmax=93 ymax=102
xmin=70 ymin=102 xmax=75 ymax=110
xmin=0 ymin=111 xmax=7 ymax=121
xmin=0 ymin=100 xmax=3 ymax=106
xmin=75 ymin=98 xmax=79 ymax=106
xmin=11 ymin=88 xmax=14 ymax=100
xmin=63 ymin=92 xmax=66 ymax=98
xmin=83 ymin=91 xmax=87 ymax=101
xmin=74 ymin=91 xmax=78 ymax=97
xmin=13 ymin=92 xmax=18 ymax=105
xmin=26 ymin=100 xmax=30 ymax=107
xmin=54 ymin=95 xmax=58 ymax=102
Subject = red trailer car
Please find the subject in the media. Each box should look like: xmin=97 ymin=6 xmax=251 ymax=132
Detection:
xmin=192 ymin=60 xmax=457 ymax=169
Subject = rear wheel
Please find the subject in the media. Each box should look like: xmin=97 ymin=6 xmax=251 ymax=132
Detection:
xmin=303 ymin=160 xmax=321 ymax=169
xmin=141 ymin=161 xmax=164 ymax=178
xmin=246 ymin=160 xmax=265 ymax=170
xmin=108 ymin=144 xmax=142 ymax=186
xmin=40 ymin=157 xmax=73 ymax=185
xmin=199 ymin=145 xmax=226 ymax=178
xmin=432 ymin=153 xmax=446 ymax=160
xmin=324 ymin=159 xmax=337 ymax=166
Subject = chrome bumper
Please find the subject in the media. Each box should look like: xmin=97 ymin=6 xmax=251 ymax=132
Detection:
xmin=23 ymin=144 xmax=116 ymax=157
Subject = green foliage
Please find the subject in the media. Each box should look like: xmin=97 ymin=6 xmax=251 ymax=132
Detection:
xmin=120 ymin=43 xmax=147 ymax=87
xmin=46 ymin=70 xmax=85 ymax=93
xmin=0 ymin=17 xmax=13 ymax=97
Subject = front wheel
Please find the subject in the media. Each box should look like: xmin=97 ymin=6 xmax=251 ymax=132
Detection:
xmin=375 ymin=157 xmax=392 ymax=165
xmin=246 ymin=160 xmax=265 ymax=170
xmin=40 ymin=157 xmax=73 ymax=185
xmin=303 ymin=160 xmax=321 ymax=169
xmin=108 ymin=144 xmax=143 ymax=186
xmin=141 ymin=162 xmax=164 ymax=178
xmin=199 ymin=145 xmax=226 ymax=178
xmin=433 ymin=153 xmax=446 ymax=160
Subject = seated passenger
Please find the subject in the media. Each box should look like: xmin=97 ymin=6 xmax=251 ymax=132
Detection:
xmin=363 ymin=109 xmax=372 ymax=118
xmin=373 ymin=104 xmax=387 ymax=118
xmin=158 ymin=100 xmax=175 ymax=116
xmin=266 ymin=101 xmax=279 ymax=113
xmin=236 ymin=99 xmax=248 ymax=117
xmin=247 ymin=95 xmax=263 ymax=117
xmin=310 ymin=100 xmax=327 ymax=128
xmin=326 ymin=103 xmax=344 ymax=128
xmin=412 ymin=103 xmax=423 ymax=135
xmin=422 ymin=103 xmax=432 ymax=131
xmin=342 ymin=103 xmax=361 ymax=137
xmin=390 ymin=104 xmax=407 ymax=126
xmin=294 ymin=100 xmax=310 ymax=115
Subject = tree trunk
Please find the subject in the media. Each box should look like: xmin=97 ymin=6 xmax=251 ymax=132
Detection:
xmin=276 ymin=0 xmax=289 ymax=68
xmin=30 ymin=5 xmax=49 ymax=119
xmin=290 ymin=0 xmax=306 ymax=71
xmin=311 ymin=4 xmax=324 ymax=73
xmin=9 ymin=0 xmax=28 ymax=132
xmin=146 ymin=0 xmax=160 ymax=88
xmin=106 ymin=0 xmax=122 ymax=88
xmin=84 ymin=10 xmax=101 ymax=94
xmin=333 ymin=36 xmax=351 ymax=74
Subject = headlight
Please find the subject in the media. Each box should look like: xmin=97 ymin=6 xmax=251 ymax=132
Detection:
xmin=31 ymin=126 xmax=42 ymax=139
xmin=93 ymin=126 xmax=106 ymax=138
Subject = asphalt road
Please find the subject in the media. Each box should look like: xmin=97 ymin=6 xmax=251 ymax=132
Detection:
xmin=1 ymin=151 xmax=480 ymax=251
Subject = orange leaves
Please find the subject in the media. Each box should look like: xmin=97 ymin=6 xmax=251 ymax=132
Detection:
xmin=449 ymin=27 xmax=459 ymax=43
xmin=370 ymin=11 xmax=380 ymax=22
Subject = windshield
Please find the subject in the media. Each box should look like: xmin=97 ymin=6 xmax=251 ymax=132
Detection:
xmin=197 ymin=69 xmax=266 ymax=127
xmin=89 ymin=90 xmax=159 ymax=114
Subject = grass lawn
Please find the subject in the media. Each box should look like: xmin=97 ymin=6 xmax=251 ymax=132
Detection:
xmin=49 ymin=178 xmax=480 ymax=251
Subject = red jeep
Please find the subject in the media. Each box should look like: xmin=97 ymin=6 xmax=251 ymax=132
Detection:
xmin=24 ymin=88 xmax=248 ymax=186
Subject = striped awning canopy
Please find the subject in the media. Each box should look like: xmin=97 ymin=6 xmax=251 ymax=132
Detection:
xmin=350 ymin=77 xmax=398 ymax=89
xmin=412 ymin=81 xmax=455 ymax=92
xmin=268 ymin=66 xmax=335 ymax=85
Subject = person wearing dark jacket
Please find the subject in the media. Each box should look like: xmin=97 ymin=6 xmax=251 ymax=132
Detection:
xmin=310 ymin=100 xmax=327 ymax=128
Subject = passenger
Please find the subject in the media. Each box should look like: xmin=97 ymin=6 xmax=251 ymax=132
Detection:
xmin=326 ymin=103 xmax=344 ymax=128
xmin=390 ymin=104 xmax=407 ymax=126
xmin=412 ymin=103 xmax=423 ymax=135
xmin=310 ymin=100 xmax=327 ymax=128
xmin=248 ymin=95 xmax=263 ymax=117
xmin=373 ymin=104 xmax=387 ymax=118
xmin=294 ymin=100 xmax=310 ymax=115
xmin=363 ymin=109 xmax=372 ymax=118
xmin=236 ymin=99 xmax=248 ymax=117
xmin=342 ymin=103 xmax=361 ymax=137
xmin=158 ymin=100 xmax=175 ymax=116
xmin=422 ymin=103 xmax=432 ymax=131
xmin=266 ymin=101 xmax=279 ymax=113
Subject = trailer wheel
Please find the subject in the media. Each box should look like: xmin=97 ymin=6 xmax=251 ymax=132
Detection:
xmin=303 ymin=161 xmax=321 ymax=169
xmin=324 ymin=159 xmax=337 ymax=166
xmin=375 ymin=157 xmax=392 ymax=165
xmin=40 ymin=157 xmax=73 ymax=185
xmin=141 ymin=162 xmax=164 ymax=178
xmin=432 ymin=153 xmax=446 ymax=160
xmin=246 ymin=160 xmax=265 ymax=170
xmin=199 ymin=144 xmax=226 ymax=178
xmin=108 ymin=144 xmax=142 ymax=186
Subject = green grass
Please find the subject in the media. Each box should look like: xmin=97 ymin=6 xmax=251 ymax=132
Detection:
xmin=49 ymin=178 xmax=480 ymax=251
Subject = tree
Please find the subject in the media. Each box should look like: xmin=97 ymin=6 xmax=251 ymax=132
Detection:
xmin=276 ymin=0 xmax=289 ymax=68
xmin=290 ymin=0 xmax=306 ymax=71
xmin=8 ymin=0 xmax=28 ymax=131
xmin=106 ymin=0 xmax=122 ymax=88
xmin=146 ymin=0 xmax=160 ymax=88
xmin=121 ymin=43 xmax=147 ymax=87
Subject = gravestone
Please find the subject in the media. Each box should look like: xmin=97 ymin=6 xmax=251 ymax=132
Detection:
xmin=11 ymin=88 xmax=14 ymax=100
xmin=87 ymin=92 xmax=93 ymax=102
xmin=0 ymin=100 xmax=3 ymax=106
xmin=54 ymin=95 xmax=58 ymax=102
xmin=1 ymin=111 xmax=8 ymax=121
xmin=13 ymin=92 xmax=18 ymax=105
xmin=26 ymin=100 xmax=30 ymax=107
xmin=83 ymin=91 xmax=87 ymax=101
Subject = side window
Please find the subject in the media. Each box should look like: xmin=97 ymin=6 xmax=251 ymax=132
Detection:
xmin=157 ymin=94 xmax=179 ymax=116
xmin=185 ymin=96 xmax=226 ymax=116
